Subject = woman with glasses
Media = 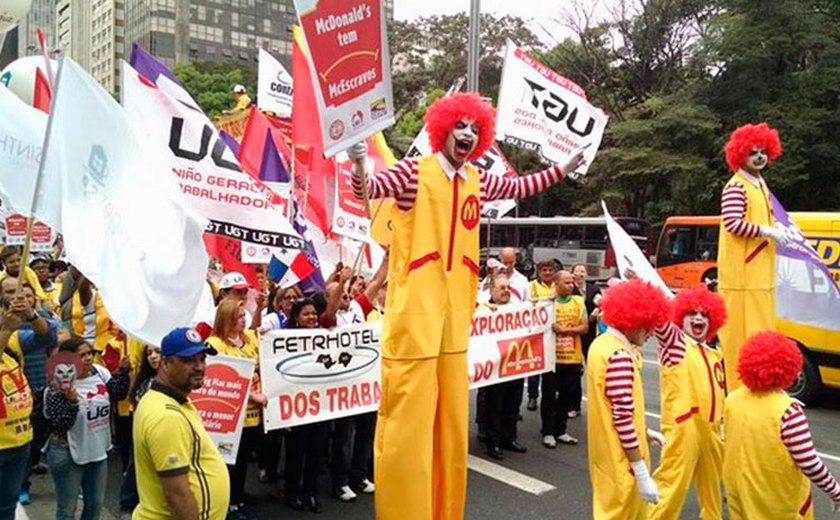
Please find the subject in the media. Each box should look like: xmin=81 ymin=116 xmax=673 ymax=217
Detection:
xmin=259 ymin=285 xmax=303 ymax=333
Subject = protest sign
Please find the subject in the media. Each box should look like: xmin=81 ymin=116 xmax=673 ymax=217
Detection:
xmin=496 ymin=40 xmax=608 ymax=178
xmin=293 ymin=0 xmax=395 ymax=156
xmin=4 ymin=213 xmax=52 ymax=252
xmin=191 ymin=355 xmax=255 ymax=464
xmin=467 ymin=301 xmax=556 ymax=389
xmin=332 ymin=156 xmax=370 ymax=241
xmin=258 ymin=48 xmax=293 ymax=118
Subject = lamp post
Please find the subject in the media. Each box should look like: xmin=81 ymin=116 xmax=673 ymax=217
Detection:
xmin=467 ymin=0 xmax=480 ymax=92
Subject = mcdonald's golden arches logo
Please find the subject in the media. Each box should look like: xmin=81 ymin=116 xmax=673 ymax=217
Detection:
xmin=461 ymin=194 xmax=480 ymax=230
xmin=496 ymin=333 xmax=545 ymax=377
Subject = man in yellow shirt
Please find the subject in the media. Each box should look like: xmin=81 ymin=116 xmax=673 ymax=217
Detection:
xmin=133 ymin=327 xmax=229 ymax=520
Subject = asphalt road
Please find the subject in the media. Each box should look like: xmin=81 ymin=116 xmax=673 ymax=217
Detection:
xmin=22 ymin=341 xmax=840 ymax=519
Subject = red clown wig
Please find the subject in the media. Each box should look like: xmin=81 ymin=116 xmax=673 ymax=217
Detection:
xmin=671 ymin=285 xmax=727 ymax=342
xmin=423 ymin=93 xmax=496 ymax=162
xmin=723 ymin=122 xmax=783 ymax=173
xmin=738 ymin=331 xmax=802 ymax=392
xmin=600 ymin=279 xmax=671 ymax=334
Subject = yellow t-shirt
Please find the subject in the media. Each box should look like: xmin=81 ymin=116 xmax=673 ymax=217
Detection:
xmin=133 ymin=385 xmax=230 ymax=520
xmin=529 ymin=280 xmax=556 ymax=301
xmin=0 ymin=350 xmax=33 ymax=449
xmin=206 ymin=331 xmax=261 ymax=427
xmin=555 ymin=295 xmax=587 ymax=365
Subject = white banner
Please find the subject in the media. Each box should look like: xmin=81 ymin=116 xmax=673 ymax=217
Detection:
xmin=293 ymin=0 xmax=395 ymax=157
xmin=191 ymin=355 xmax=255 ymax=465
xmin=260 ymin=302 xmax=555 ymax=429
xmin=496 ymin=40 xmax=607 ymax=178
xmin=257 ymin=49 xmax=293 ymax=118
xmin=120 ymin=61 xmax=304 ymax=254
xmin=331 ymin=153 xmax=371 ymax=242
xmin=41 ymin=58 xmax=209 ymax=346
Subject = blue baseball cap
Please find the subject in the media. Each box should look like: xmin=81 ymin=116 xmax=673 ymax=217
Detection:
xmin=161 ymin=327 xmax=217 ymax=358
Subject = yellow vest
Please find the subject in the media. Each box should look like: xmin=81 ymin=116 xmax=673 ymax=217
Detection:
xmin=659 ymin=335 xmax=725 ymax=434
xmin=586 ymin=331 xmax=650 ymax=520
xmin=723 ymin=388 xmax=812 ymax=519
xmin=71 ymin=290 xmax=116 ymax=353
xmin=0 ymin=351 xmax=33 ymax=449
xmin=718 ymin=174 xmax=775 ymax=290
xmin=382 ymin=155 xmax=481 ymax=358
xmin=529 ymin=280 xmax=555 ymax=301
xmin=0 ymin=266 xmax=46 ymax=301
xmin=555 ymin=295 xmax=585 ymax=365
xmin=106 ymin=336 xmax=147 ymax=416
xmin=207 ymin=330 xmax=261 ymax=427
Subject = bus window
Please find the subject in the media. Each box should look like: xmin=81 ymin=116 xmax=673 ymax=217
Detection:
xmin=582 ymin=225 xmax=608 ymax=248
xmin=657 ymin=226 xmax=698 ymax=267
xmin=559 ymin=225 xmax=584 ymax=248
xmin=518 ymin=226 xmax=536 ymax=250
xmin=489 ymin=225 xmax=517 ymax=248
xmin=535 ymin=226 xmax=560 ymax=247
xmin=696 ymin=226 xmax=719 ymax=262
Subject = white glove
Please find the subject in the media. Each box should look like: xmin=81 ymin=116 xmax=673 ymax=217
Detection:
xmin=631 ymin=459 xmax=659 ymax=504
xmin=760 ymin=224 xmax=791 ymax=246
xmin=347 ymin=141 xmax=368 ymax=161
xmin=646 ymin=428 xmax=666 ymax=448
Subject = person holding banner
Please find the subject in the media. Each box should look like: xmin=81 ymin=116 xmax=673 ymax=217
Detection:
xmin=585 ymin=279 xmax=669 ymax=519
xmin=723 ymin=331 xmax=840 ymax=518
xmin=0 ymin=246 xmax=45 ymax=301
xmin=30 ymin=255 xmax=60 ymax=314
xmin=206 ymin=300 xmax=266 ymax=520
xmin=350 ymin=92 xmax=586 ymax=520
xmin=717 ymin=122 xmax=792 ymax=389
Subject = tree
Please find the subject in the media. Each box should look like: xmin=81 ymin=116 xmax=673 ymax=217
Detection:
xmin=173 ymin=61 xmax=257 ymax=118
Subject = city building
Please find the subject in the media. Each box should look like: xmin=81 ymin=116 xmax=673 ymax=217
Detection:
xmin=16 ymin=0 xmax=56 ymax=59
xmin=56 ymin=0 xmax=125 ymax=94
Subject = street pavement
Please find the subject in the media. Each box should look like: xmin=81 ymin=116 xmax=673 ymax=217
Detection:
xmin=20 ymin=341 xmax=840 ymax=519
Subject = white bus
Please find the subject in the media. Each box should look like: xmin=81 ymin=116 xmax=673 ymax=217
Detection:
xmin=479 ymin=216 xmax=651 ymax=281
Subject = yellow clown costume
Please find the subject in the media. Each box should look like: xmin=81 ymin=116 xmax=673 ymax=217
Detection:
xmin=717 ymin=122 xmax=784 ymax=389
xmin=354 ymin=93 xmax=575 ymax=520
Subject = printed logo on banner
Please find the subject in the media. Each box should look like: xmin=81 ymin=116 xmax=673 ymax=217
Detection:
xmin=272 ymin=328 xmax=380 ymax=384
xmin=271 ymin=71 xmax=293 ymax=96
xmin=370 ymin=98 xmax=387 ymax=120
xmin=351 ymin=110 xmax=364 ymax=129
xmin=496 ymin=333 xmax=545 ymax=377
xmin=524 ymin=78 xmax=597 ymax=138
xmin=329 ymin=119 xmax=345 ymax=141
xmin=460 ymin=194 xmax=480 ymax=230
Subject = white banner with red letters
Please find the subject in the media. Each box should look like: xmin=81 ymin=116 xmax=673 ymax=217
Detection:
xmin=496 ymin=40 xmax=607 ymax=178
xmin=260 ymin=302 xmax=555 ymax=429
xmin=191 ymin=355 xmax=255 ymax=465
xmin=4 ymin=213 xmax=53 ymax=252
xmin=332 ymin=154 xmax=371 ymax=242
xmin=293 ymin=0 xmax=395 ymax=157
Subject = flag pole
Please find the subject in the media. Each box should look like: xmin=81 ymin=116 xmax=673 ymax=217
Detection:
xmin=289 ymin=144 xmax=297 ymax=225
xmin=16 ymin=57 xmax=65 ymax=295
xmin=36 ymin=28 xmax=55 ymax=85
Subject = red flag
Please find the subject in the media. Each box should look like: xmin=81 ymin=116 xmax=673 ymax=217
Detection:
xmin=33 ymin=68 xmax=52 ymax=114
xmin=240 ymin=107 xmax=294 ymax=179
xmin=204 ymin=234 xmax=259 ymax=287
xmin=292 ymin=28 xmax=333 ymax=236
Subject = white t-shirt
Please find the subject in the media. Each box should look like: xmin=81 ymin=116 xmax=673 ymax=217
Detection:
xmin=508 ymin=270 xmax=531 ymax=302
xmin=68 ymin=365 xmax=112 ymax=464
xmin=337 ymin=300 xmax=366 ymax=327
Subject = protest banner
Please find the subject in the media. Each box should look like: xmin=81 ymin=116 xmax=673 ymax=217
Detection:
xmin=260 ymin=302 xmax=555 ymax=429
xmin=258 ymin=48 xmax=293 ymax=118
xmin=467 ymin=301 xmax=556 ymax=389
xmin=190 ymin=355 xmax=255 ymax=465
xmin=292 ymin=0 xmax=395 ymax=156
xmin=332 ymin=156 xmax=371 ymax=242
xmin=4 ymin=213 xmax=52 ymax=252
xmin=496 ymin=40 xmax=608 ymax=178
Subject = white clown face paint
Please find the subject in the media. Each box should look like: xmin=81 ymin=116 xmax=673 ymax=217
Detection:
xmin=683 ymin=310 xmax=710 ymax=343
xmin=744 ymin=147 xmax=768 ymax=173
xmin=444 ymin=119 xmax=479 ymax=166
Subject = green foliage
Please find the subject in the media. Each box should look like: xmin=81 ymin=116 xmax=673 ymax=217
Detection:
xmin=172 ymin=61 xmax=257 ymax=118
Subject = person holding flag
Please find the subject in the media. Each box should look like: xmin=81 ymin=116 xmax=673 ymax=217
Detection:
xmin=349 ymin=92 xmax=585 ymax=520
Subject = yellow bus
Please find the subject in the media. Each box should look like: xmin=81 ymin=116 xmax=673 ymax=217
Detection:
xmin=654 ymin=213 xmax=840 ymax=403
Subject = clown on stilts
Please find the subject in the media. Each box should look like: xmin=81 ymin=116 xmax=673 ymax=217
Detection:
xmin=717 ymin=122 xmax=794 ymax=389
xmin=348 ymin=93 xmax=585 ymax=520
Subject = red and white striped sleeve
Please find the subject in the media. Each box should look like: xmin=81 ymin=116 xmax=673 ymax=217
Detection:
xmin=781 ymin=403 xmax=840 ymax=503
xmin=480 ymin=164 xmax=563 ymax=202
xmin=606 ymin=349 xmax=639 ymax=451
xmin=653 ymin=321 xmax=686 ymax=368
xmin=352 ymin=157 xmax=418 ymax=200
xmin=721 ymin=182 xmax=762 ymax=238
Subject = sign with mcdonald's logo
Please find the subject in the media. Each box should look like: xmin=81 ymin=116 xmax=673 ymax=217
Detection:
xmin=496 ymin=334 xmax=545 ymax=378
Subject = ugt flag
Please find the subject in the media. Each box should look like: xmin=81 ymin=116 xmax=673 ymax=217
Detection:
xmin=42 ymin=58 xmax=209 ymax=345
xmin=772 ymin=195 xmax=840 ymax=331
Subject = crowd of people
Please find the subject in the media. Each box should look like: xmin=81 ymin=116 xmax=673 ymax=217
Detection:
xmin=2 ymin=238 xmax=840 ymax=520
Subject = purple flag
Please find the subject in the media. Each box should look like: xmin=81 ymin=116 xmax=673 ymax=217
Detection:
xmin=129 ymin=43 xmax=180 ymax=85
xmin=259 ymin=133 xmax=290 ymax=183
xmin=771 ymin=193 xmax=840 ymax=331
xmin=220 ymin=131 xmax=241 ymax=157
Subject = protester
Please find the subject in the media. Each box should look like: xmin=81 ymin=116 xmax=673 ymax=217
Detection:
xmin=648 ymin=284 xmax=727 ymax=520
xmin=259 ymin=285 xmax=302 ymax=333
xmin=118 ymin=343 xmax=161 ymax=516
xmin=60 ymin=271 xmax=117 ymax=361
xmin=284 ymin=298 xmax=330 ymax=513
xmin=44 ymin=336 xmax=130 ymax=520
xmin=320 ymin=253 xmax=388 ymax=328
xmin=723 ymin=331 xmax=840 ymax=518
xmin=479 ymin=274 xmax=527 ymax=460
xmin=0 ymin=305 xmax=34 ymax=520
xmin=0 ymin=246 xmax=45 ymax=301
xmin=586 ymin=279 xmax=669 ymax=519
xmin=542 ymin=271 xmax=587 ymax=448
xmin=206 ymin=300 xmax=265 ymax=520
xmin=571 ymin=263 xmax=601 ymax=360
xmin=217 ymin=272 xmax=257 ymax=328
xmin=132 ymin=327 xmax=229 ymax=520
xmin=30 ymin=255 xmax=60 ymax=314
xmin=500 ymin=247 xmax=530 ymax=302
xmin=526 ymin=260 xmax=558 ymax=411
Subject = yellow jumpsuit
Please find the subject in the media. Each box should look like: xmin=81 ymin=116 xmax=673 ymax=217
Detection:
xmin=374 ymin=155 xmax=481 ymax=520
xmin=723 ymin=388 xmax=813 ymax=520
xmin=717 ymin=173 xmax=775 ymax=389
xmin=586 ymin=331 xmax=650 ymax=520
xmin=650 ymin=334 xmax=725 ymax=520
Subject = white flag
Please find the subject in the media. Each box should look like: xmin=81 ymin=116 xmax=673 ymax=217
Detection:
xmin=602 ymin=201 xmax=673 ymax=298
xmin=42 ymin=58 xmax=209 ymax=345
xmin=258 ymin=48 xmax=293 ymax=118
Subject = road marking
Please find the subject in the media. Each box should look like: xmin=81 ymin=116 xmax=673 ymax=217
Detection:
xmin=468 ymin=454 xmax=556 ymax=495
